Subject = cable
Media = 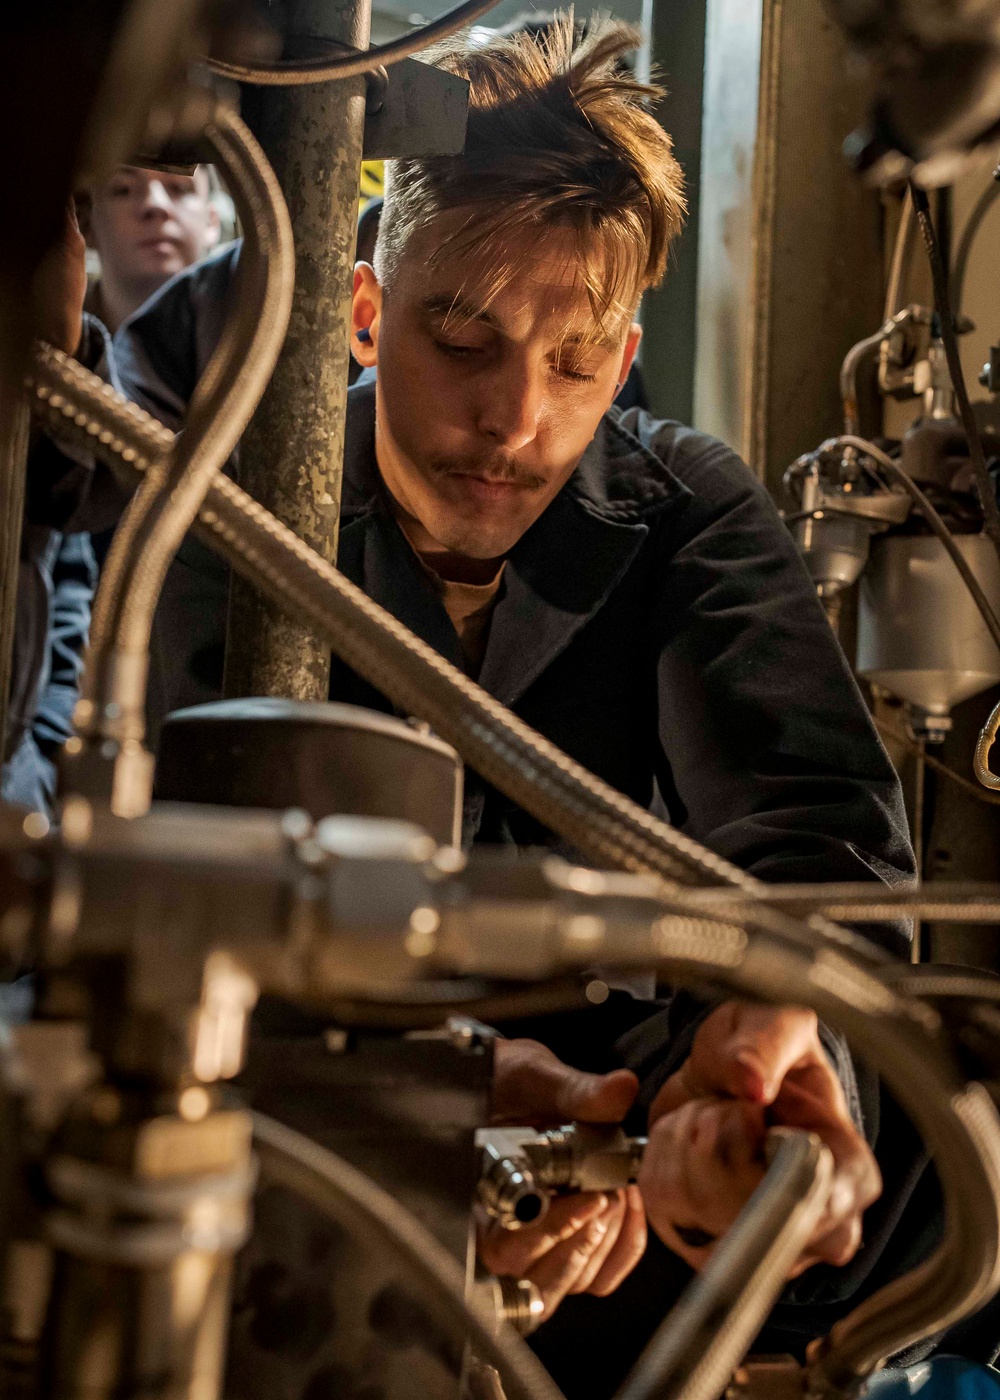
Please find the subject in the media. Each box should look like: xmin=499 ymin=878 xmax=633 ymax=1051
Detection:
xmin=251 ymin=1112 xmax=564 ymax=1400
xmin=205 ymin=0 xmax=504 ymax=85
xmin=873 ymin=716 xmax=1000 ymax=806
xmin=976 ymin=702 xmax=1000 ymax=792
xmin=824 ymin=434 xmax=1000 ymax=653
xmin=952 ymin=175 xmax=1000 ymax=319
xmin=908 ymin=180 xmax=1000 ymax=558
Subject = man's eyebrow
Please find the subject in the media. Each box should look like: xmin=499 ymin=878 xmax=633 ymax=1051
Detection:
xmin=420 ymin=294 xmax=500 ymax=329
xmin=557 ymin=329 xmax=621 ymax=354
xmin=420 ymin=295 xmax=622 ymax=351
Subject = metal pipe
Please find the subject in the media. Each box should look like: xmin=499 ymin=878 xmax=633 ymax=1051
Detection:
xmin=839 ymin=328 xmax=886 ymax=437
xmin=74 ymin=105 xmax=293 ymax=814
xmin=225 ymin=0 xmax=370 ymax=702
xmin=26 ymin=345 xmax=759 ymax=888
xmin=21 ymin=804 xmax=1000 ymax=1388
xmin=206 ymin=0 xmax=503 ymax=85
xmin=884 ymin=189 xmax=914 ymax=323
xmin=616 ymin=1129 xmax=832 ymax=1400
xmin=680 ymin=880 xmax=1000 ymax=926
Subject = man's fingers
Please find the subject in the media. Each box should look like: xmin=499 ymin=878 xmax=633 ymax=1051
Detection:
xmin=477 ymin=1192 xmax=606 ymax=1278
xmin=587 ymin=1185 xmax=648 ymax=1297
xmin=772 ymin=1075 xmax=881 ymax=1269
xmin=706 ymin=1004 xmax=822 ymax=1105
xmin=555 ymin=1066 xmax=639 ymax=1125
xmin=491 ymin=1038 xmax=638 ymax=1126
xmin=570 ymin=1191 xmax=627 ymax=1294
xmin=524 ymin=1209 xmax=613 ymax=1318
xmin=638 ymin=1098 xmax=767 ymax=1267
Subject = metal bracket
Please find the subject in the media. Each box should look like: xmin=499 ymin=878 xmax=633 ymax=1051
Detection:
xmin=363 ymin=58 xmax=468 ymax=160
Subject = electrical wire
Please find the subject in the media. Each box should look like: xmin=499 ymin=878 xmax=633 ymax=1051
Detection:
xmin=908 ymin=180 xmax=1000 ymax=558
xmin=205 ymin=0 xmax=505 ymax=85
xmin=873 ymin=716 xmax=1000 ymax=806
xmin=251 ymin=1112 xmax=565 ymax=1400
xmin=952 ymin=175 xmax=1000 ymax=319
xmin=824 ymin=434 xmax=1000 ymax=653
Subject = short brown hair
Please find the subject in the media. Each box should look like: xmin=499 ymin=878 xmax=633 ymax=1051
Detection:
xmin=374 ymin=13 xmax=686 ymax=328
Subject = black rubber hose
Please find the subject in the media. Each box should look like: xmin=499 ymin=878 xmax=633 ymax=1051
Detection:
xmin=908 ymin=181 xmax=1000 ymax=559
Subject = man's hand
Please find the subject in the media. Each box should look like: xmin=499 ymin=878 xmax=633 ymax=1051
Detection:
xmin=637 ymin=1004 xmax=881 ymax=1277
xmin=31 ymin=202 xmax=87 ymax=355
xmin=478 ymin=1038 xmax=647 ymax=1321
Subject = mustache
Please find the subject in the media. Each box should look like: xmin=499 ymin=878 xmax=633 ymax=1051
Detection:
xmin=428 ymin=451 xmax=547 ymax=491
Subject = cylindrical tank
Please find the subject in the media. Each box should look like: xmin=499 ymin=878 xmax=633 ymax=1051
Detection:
xmin=857 ymin=533 xmax=1000 ymax=717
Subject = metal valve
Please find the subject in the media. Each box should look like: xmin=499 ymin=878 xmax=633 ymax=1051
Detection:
xmin=476 ymin=1123 xmax=647 ymax=1231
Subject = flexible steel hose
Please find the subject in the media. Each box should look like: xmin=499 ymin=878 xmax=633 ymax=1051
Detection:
xmin=27 ymin=344 xmax=755 ymax=888
xmin=629 ymin=917 xmax=1000 ymax=1396
xmin=618 ymin=1130 xmax=832 ymax=1400
xmin=205 ymin=0 xmax=505 ymax=85
xmin=252 ymin=1112 xmax=564 ymax=1400
xmin=81 ymin=105 xmax=294 ymax=749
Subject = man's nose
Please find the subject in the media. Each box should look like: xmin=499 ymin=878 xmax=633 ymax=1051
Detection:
xmin=140 ymin=180 xmax=174 ymax=218
xmin=475 ymin=356 xmax=544 ymax=450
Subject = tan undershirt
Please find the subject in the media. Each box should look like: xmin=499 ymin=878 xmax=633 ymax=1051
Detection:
xmin=394 ymin=514 xmax=505 ymax=676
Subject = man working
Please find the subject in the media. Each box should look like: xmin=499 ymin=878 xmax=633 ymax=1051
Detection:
xmin=59 ymin=18 xmax=926 ymax=1394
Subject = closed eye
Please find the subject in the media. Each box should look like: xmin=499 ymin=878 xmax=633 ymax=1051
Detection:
xmin=434 ymin=340 xmax=485 ymax=359
xmin=553 ymin=364 xmax=598 ymax=384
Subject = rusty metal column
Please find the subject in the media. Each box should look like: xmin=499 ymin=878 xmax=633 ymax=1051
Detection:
xmin=224 ymin=0 xmax=370 ymax=701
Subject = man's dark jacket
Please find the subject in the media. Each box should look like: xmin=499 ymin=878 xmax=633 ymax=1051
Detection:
xmin=58 ymin=248 xmax=940 ymax=1396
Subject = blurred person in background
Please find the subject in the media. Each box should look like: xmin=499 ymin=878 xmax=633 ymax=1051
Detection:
xmin=82 ymin=164 xmax=222 ymax=334
xmin=83 ymin=165 xmax=226 ymax=575
xmin=2 ymin=207 xmax=116 ymax=817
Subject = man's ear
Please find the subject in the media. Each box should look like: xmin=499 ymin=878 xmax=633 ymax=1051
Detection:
xmin=615 ymin=322 xmax=642 ymax=398
xmin=351 ymin=262 xmax=381 ymax=369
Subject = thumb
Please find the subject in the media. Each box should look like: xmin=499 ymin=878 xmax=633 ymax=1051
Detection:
xmin=693 ymin=1004 xmax=820 ymax=1105
xmin=554 ymin=1066 xmax=640 ymax=1124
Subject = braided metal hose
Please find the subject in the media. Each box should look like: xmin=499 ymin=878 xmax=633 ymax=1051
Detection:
xmin=26 ymin=344 xmax=753 ymax=888
xmin=81 ymin=104 xmax=294 ymax=753
xmin=630 ymin=911 xmax=1000 ymax=1398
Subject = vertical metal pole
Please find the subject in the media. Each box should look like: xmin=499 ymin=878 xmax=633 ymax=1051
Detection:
xmin=744 ymin=0 xmax=884 ymax=494
xmin=224 ymin=0 xmax=370 ymax=701
xmin=640 ymin=0 xmax=707 ymax=426
xmin=0 ymin=389 xmax=30 ymax=759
